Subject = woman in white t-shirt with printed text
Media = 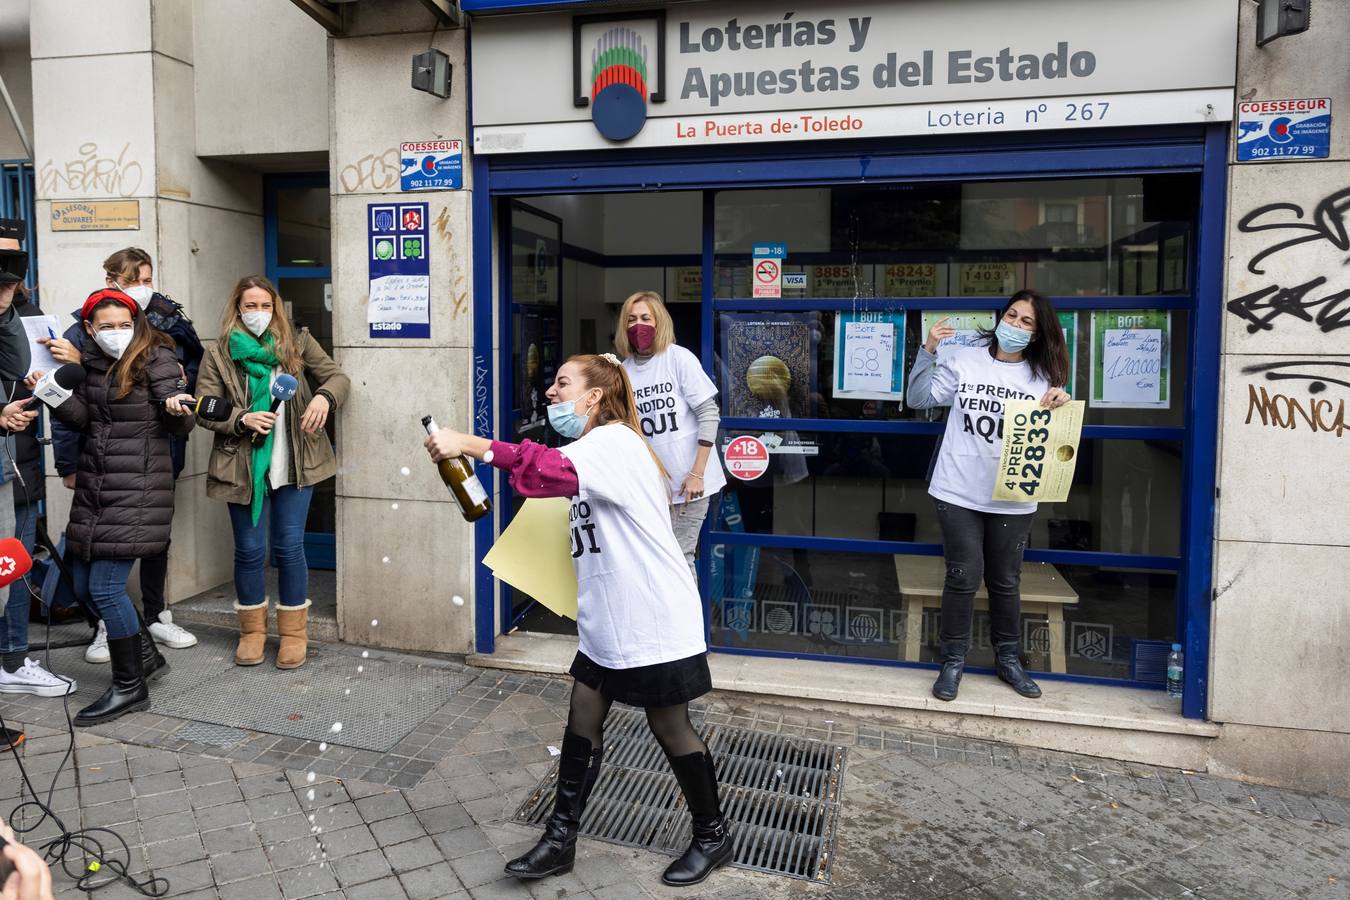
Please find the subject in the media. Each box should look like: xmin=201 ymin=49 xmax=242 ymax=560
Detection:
xmin=907 ymin=290 xmax=1071 ymax=703
xmin=616 ymin=291 xmax=725 ymax=575
xmin=424 ymin=353 xmax=732 ymax=887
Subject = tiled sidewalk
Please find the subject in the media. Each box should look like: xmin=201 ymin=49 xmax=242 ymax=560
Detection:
xmin=0 ymin=628 xmax=1347 ymax=898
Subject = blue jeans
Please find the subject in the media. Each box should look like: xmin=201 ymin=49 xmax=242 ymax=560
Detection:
xmin=228 ymin=485 xmax=313 ymax=608
xmin=1 ymin=501 xmax=39 ymax=654
xmin=68 ymin=558 xmax=139 ymax=640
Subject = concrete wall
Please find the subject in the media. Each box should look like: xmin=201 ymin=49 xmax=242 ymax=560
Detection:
xmin=0 ymin=3 xmax=32 ymax=160
xmin=192 ymin=0 xmax=328 ymax=161
xmin=30 ymin=0 xmax=262 ymax=604
xmin=1208 ymin=0 xmax=1350 ymax=785
xmin=328 ymin=2 xmax=476 ymax=654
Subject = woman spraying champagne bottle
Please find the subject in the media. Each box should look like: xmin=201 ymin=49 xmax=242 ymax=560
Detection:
xmin=424 ymin=353 xmax=733 ymax=887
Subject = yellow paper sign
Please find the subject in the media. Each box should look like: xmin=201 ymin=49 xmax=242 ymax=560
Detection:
xmin=993 ymin=400 xmax=1085 ymax=503
xmin=482 ymin=497 xmax=578 ymax=620
xmin=50 ymin=200 xmax=140 ymax=232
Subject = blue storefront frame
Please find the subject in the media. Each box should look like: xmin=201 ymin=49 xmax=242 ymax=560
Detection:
xmin=470 ymin=124 xmax=1226 ymax=719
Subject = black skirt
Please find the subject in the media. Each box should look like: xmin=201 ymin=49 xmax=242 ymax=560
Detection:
xmin=569 ymin=650 xmax=712 ymax=708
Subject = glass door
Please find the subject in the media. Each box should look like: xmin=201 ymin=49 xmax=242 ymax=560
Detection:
xmin=264 ymin=174 xmax=336 ymax=568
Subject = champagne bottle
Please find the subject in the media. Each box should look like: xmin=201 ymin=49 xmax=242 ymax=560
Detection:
xmin=422 ymin=415 xmax=492 ymax=522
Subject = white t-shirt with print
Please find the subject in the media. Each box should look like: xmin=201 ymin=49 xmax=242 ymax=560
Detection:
xmin=926 ymin=346 xmax=1050 ymax=515
xmin=624 ymin=345 xmax=727 ymax=504
xmin=558 ymin=423 xmax=709 ymax=669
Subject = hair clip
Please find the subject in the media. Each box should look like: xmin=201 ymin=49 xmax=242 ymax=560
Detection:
xmin=600 ymin=352 xmax=621 ymax=366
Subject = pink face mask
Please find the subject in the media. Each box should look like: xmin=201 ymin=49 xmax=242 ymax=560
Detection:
xmin=627 ymin=323 xmax=656 ymax=354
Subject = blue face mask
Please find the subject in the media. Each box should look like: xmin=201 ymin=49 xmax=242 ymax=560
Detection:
xmin=995 ymin=321 xmax=1033 ymax=353
xmin=546 ymin=398 xmax=590 ymax=439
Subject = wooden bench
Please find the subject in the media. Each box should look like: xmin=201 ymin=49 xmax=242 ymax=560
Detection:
xmin=891 ymin=555 xmax=1079 ymax=673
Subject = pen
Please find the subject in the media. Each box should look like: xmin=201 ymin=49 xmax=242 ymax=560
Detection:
xmin=46 ymin=327 xmax=55 ymax=340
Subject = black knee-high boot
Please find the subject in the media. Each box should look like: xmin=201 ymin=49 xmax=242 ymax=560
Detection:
xmin=138 ymin=614 xmax=170 ymax=682
xmin=663 ymin=751 xmax=734 ymax=886
xmin=75 ymin=634 xmax=149 ymax=727
xmin=505 ymin=730 xmax=604 ymax=879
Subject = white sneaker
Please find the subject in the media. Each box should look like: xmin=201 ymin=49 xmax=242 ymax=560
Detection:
xmin=0 ymin=658 xmax=77 ymax=697
xmin=149 ymin=610 xmax=197 ymax=649
xmin=85 ymin=620 xmax=110 ymax=664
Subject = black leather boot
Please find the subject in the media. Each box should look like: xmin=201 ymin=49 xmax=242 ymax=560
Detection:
xmin=995 ymin=641 xmax=1042 ymax=698
xmin=663 ymin=752 xmax=734 ymax=886
xmin=931 ymin=641 xmax=968 ymax=702
xmin=138 ymin=615 xmax=170 ymax=682
xmin=505 ymin=731 xmax=603 ymax=879
xmin=75 ymin=635 xmax=149 ymax=727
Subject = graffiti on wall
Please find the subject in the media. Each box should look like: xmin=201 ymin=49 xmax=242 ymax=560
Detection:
xmin=38 ymin=143 xmax=145 ymax=198
xmin=338 ymin=149 xmax=401 ymax=193
xmin=1227 ymin=186 xmax=1350 ymax=335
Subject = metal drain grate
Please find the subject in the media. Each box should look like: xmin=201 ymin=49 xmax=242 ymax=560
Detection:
xmin=514 ymin=708 xmax=846 ymax=883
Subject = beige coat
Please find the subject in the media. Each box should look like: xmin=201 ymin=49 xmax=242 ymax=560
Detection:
xmin=195 ymin=328 xmax=351 ymax=505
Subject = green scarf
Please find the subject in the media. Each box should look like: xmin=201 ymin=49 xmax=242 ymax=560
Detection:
xmin=229 ymin=329 xmax=283 ymax=526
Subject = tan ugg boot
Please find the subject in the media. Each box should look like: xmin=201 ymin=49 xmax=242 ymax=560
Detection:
xmin=275 ymin=600 xmax=312 ymax=670
xmin=234 ymin=601 xmax=268 ymax=667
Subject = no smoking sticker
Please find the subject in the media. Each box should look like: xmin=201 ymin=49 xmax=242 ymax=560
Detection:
xmin=751 ymin=242 xmax=786 ymax=299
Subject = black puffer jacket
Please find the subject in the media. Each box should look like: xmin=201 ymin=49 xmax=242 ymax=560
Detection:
xmin=51 ymin=336 xmax=194 ymax=560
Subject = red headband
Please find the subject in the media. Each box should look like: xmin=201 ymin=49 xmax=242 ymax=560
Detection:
xmin=81 ymin=289 xmax=139 ymax=321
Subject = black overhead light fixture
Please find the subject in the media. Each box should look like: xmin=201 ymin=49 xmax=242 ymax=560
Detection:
xmin=1256 ymin=0 xmax=1311 ymax=46
xmin=412 ymin=48 xmax=453 ymax=99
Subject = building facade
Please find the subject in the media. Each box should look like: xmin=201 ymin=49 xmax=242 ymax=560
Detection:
xmin=2 ymin=0 xmax=1346 ymax=794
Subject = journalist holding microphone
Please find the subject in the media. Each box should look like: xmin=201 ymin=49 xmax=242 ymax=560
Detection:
xmin=36 ymin=289 xmax=195 ymax=726
xmin=194 ymin=276 xmax=349 ymax=671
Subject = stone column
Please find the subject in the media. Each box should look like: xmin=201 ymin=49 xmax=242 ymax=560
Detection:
xmin=328 ymin=3 xmax=477 ymax=652
xmin=29 ymin=0 xmax=261 ymax=602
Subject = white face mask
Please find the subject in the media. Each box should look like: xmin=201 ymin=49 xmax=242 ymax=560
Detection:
xmin=117 ymin=283 xmax=153 ymax=307
xmin=241 ymin=311 xmax=272 ymax=337
xmin=93 ymin=329 xmax=133 ymax=360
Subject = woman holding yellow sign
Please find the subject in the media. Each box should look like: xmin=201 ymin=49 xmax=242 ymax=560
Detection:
xmin=907 ymin=290 xmax=1071 ymax=702
xmin=423 ymin=353 xmax=732 ymax=888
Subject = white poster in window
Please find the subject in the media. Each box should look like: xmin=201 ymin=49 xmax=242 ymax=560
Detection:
xmin=365 ymin=273 xmax=431 ymax=324
xmin=833 ymin=312 xmax=905 ymax=401
xmin=920 ymin=310 xmax=995 ymax=360
xmin=841 ymin=321 xmax=895 ymax=394
xmin=1090 ymin=311 xmax=1170 ymax=408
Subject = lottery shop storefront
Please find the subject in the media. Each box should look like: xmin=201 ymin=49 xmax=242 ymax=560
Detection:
xmin=464 ymin=0 xmax=1235 ymax=718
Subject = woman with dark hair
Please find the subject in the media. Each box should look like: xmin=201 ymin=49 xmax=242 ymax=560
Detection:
xmin=425 ymin=353 xmax=733 ymax=888
xmin=45 ymin=289 xmax=195 ymax=726
xmin=195 ymin=276 xmax=349 ymax=671
xmin=907 ymin=289 xmax=1071 ymax=702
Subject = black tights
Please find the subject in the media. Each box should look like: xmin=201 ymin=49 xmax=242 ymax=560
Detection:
xmin=566 ymin=681 xmax=709 ymax=758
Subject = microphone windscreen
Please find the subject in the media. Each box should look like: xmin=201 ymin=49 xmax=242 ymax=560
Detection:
xmin=272 ymin=374 xmax=299 ymax=401
xmin=194 ymin=395 xmax=234 ymax=422
xmin=0 ymin=538 xmax=33 ymax=589
xmin=53 ymin=364 xmax=86 ymax=390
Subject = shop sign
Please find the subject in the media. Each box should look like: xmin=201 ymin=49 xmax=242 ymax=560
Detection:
xmin=473 ymin=0 xmax=1236 ymax=153
xmin=400 ymin=140 xmax=464 ymax=190
xmin=723 ymin=435 xmax=770 ymax=480
xmin=883 ymin=263 xmax=939 ymax=297
xmin=959 ymin=262 xmax=1017 ymax=296
xmin=751 ymin=243 xmax=786 ymax=298
xmin=1235 ymin=98 xmax=1331 ymax=161
xmin=366 ymin=202 xmax=431 ymax=338
xmin=50 ymin=200 xmax=139 ymax=232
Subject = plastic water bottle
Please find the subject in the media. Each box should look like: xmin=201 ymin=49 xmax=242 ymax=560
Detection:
xmin=1166 ymin=644 xmax=1184 ymax=698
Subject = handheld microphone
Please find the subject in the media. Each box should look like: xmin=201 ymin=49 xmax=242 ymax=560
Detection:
xmin=193 ymin=395 xmax=234 ymax=422
xmin=0 ymin=538 xmax=33 ymax=589
xmin=250 ymin=374 xmax=299 ymax=445
xmin=24 ymin=364 xmax=86 ymax=410
xmin=269 ymin=374 xmax=299 ymax=413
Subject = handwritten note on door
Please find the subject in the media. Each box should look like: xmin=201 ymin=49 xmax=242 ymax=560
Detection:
xmin=365 ymin=274 xmax=431 ymax=325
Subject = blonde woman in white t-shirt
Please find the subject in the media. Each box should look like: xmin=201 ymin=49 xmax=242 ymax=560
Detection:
xmin=616 ymin=291 xmax=725 ymax=574
xmin=424 ymin=353 xmax=733 ymax=888
xmin=907 ymin=290 xmax=1071 ymax=703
